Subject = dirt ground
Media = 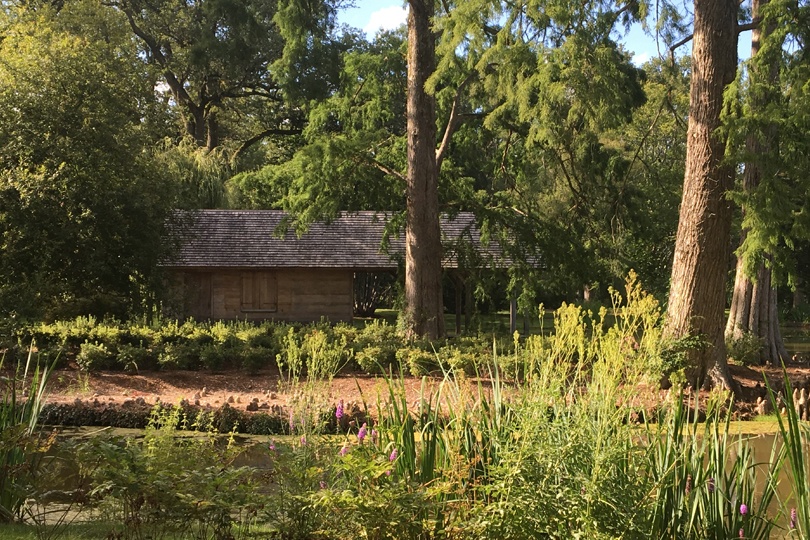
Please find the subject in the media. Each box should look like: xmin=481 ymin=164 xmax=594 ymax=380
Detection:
xmin=34 ymin=360 xmax=810 ymax=421
xmin=42 ymin=367 xmax=444 ymax=416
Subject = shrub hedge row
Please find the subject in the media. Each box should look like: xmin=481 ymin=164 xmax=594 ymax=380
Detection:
xmin=10 ymin=316 xmax=515 ymax=377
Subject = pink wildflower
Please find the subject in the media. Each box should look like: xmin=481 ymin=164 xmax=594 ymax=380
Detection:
xmin=335 ymin=399 xmax=344 ymax=420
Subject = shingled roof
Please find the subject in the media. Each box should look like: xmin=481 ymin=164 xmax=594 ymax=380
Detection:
xmin=164 ymin=210 xmax=505 ymax=270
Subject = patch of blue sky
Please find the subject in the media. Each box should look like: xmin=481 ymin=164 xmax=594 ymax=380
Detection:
xmin=338 ymin=1 xmax=754 ymax=65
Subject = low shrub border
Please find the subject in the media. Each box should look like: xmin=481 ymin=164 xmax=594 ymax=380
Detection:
xmin=11 ymin=317 xmax=513 ymax=378
xmin=39 ymin=400 xmax=368 ymax=436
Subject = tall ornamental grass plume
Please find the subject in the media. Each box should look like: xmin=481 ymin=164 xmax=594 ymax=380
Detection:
xmin=0 ymin=346 xmax=53 ymax=523
xmin=647 ymin=389 xmax=783 ymax=539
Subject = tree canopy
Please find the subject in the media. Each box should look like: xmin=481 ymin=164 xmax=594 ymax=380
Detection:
xmin=1 ymin=0 xmax=808 ymax=379
xmin=0 ymin=0 xmax=172 ymax=319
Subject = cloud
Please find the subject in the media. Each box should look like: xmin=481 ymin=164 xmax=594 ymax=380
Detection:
xmin=632 ymin=52 xmax=650 ymax=66
xmin=364 ymin=5 xmax=408 ymax=35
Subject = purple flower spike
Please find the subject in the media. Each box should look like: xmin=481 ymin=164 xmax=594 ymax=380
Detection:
xmin=268 ymin=439 xmax=276 ymax=451
xmin=740 ymin=503 xmax=748 ymax=516
xmin=335 ymin=399 xmax=344 ymax=420
xmin=357 ymin=422 xmax=367 ymax=444
xmin=739 ymin=528 xmax=745 ymax=538
xmin=389 ymin=448 xmax=398 ymax=462
xmin=385 ymin=469 xmax=391 ymax=476
xmin=790 ymin=508 xmax=797 ymax=530
xmin=371 ymin=429 xmax=378 ymax=445
xmin=300 ymin=435 xmax=307 ymax=446
xmin=320 ymin=480 xmax=327 ymax=490
xmin=339 ymin=445 xmax=349 ymax=457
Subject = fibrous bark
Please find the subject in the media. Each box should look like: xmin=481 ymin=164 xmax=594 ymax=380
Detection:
xmin=725 ymin=0 xmax=789 ymax=365
xmin=404 ymin=0 xmax=445 ymax=339
xmin=666 ymin=0 xmax=738 ymax=390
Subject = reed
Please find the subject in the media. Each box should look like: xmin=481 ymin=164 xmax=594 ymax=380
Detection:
xmin=0 ymin=347 xmax=53 ymax=523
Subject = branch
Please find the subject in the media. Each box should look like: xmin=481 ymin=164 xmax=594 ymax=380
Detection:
xmin=118 ymin=7 xmax=196 ymax=109
xmin=620 ymin=94 xmax=667 ymax=188
xmin=220 ymin=88 xmax=284 ymax=102
xmin=669 ymin=34 xmax=693 ymax=63
xmin=668 ymin=20 xmax=757 ymax=63
xmin=232 ymin=128 xmax=303 ymax=161
xmin=367 ymin=157 xmax=406 ymax=182
xmin=436 ymin=70 xmax=478 ymax=169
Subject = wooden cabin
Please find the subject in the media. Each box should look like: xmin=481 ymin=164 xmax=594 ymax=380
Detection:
xmin=163 ymin=210 xmax=504 ymax=324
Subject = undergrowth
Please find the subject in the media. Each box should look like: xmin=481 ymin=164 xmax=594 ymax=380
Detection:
xmin=5 ymin=275 xmax=807 ymax=539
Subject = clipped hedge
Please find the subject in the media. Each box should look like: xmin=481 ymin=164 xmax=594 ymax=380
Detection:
xmin=14 ymin=317 xmax=516 ymax=377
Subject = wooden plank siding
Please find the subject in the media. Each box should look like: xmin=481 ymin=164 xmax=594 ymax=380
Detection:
xmin=173 ymin=268 xmax=353 ymax=323
xmin=163 ymin=210 xmax=519 ymax=324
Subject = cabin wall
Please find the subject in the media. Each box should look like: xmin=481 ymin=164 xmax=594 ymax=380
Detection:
xmin=169 ymin=268 xmax=354 ymax=323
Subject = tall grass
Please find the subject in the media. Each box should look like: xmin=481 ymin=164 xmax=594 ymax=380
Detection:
xmin=647 ymin=390 xmax=783 ymax=539
xmin=0 ymin=347 xmax=52 ymax=523
xmin=766 ymin=371 xmax=810 ymax=538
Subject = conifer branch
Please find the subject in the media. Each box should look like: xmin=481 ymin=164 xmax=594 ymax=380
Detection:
xmin=436 ymin=71 xmax=477 ymax=169
xmin=364 ymin=157 xmax=406 ymax=182
xmin=669 ymin=34 xmax=693 ymax=61
xmin=232 ymin=128 xmax=303 ymax=161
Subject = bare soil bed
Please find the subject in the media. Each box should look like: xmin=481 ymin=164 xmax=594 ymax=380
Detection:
xmin=35 ymin=360 xmax=810 ymax=423
xmin=44 ymin=367 xmax=430 ymax=413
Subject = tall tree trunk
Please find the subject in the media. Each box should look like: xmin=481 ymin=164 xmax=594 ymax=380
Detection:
xmin=725 ymin=0 xmax=788 ymax=365
xmin=206 ymin=113 xmax=219 ymax=152
xmin=665 ymin=0 xmax=738 ymax=390
xmin=404 ymin=0 xmax=444 ymax=339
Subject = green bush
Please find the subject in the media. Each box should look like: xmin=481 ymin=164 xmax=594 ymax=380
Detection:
xmin=395 ymin=344 xmax=436 ymax=376
xmin=355 ymin=345 xmax=397 ymax=373
xmin=119 ymin=324 xmax=158 ymax=347
xmin=76 ymin=340 xmax=117 ymax=372
xmin=88 ymin=323 xmax=125 ymax=349
xmin=246 ymin=328 xmax=278 ymax=351
xmin=726 ymin=331 xmax=764 ymax=366
xmin=353 ymin=320 xmax=399 ymax=372
xmin=240 ymin=346 xmax=271 ymax=374
xmin=439 ymin=345 xmax=479 ymax=374
xmin=16 ymin=315 xmax=529 ymax=379
xmin=199 ymin=343 xmax=226 ymax=371
xmin=116 ymin=343 xmax=155 ymax=372
xmin=157 ymin=342 xmax=201 ymax=370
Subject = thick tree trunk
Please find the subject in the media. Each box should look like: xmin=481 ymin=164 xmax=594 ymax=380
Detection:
xmin=185 ymin=103 xmax=207 ymax=148
xmin=727 ymin=261 xmax=789 ymax=364
xmin=206 ymin=113 xmax=219 ymax=152
xmin=404 ymin=0 xmax=444 ymax=339
xmin=725 ymin=0 xmax=788 ymax=365
xmin=665 ymin=0 xmax=738 ymax=390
